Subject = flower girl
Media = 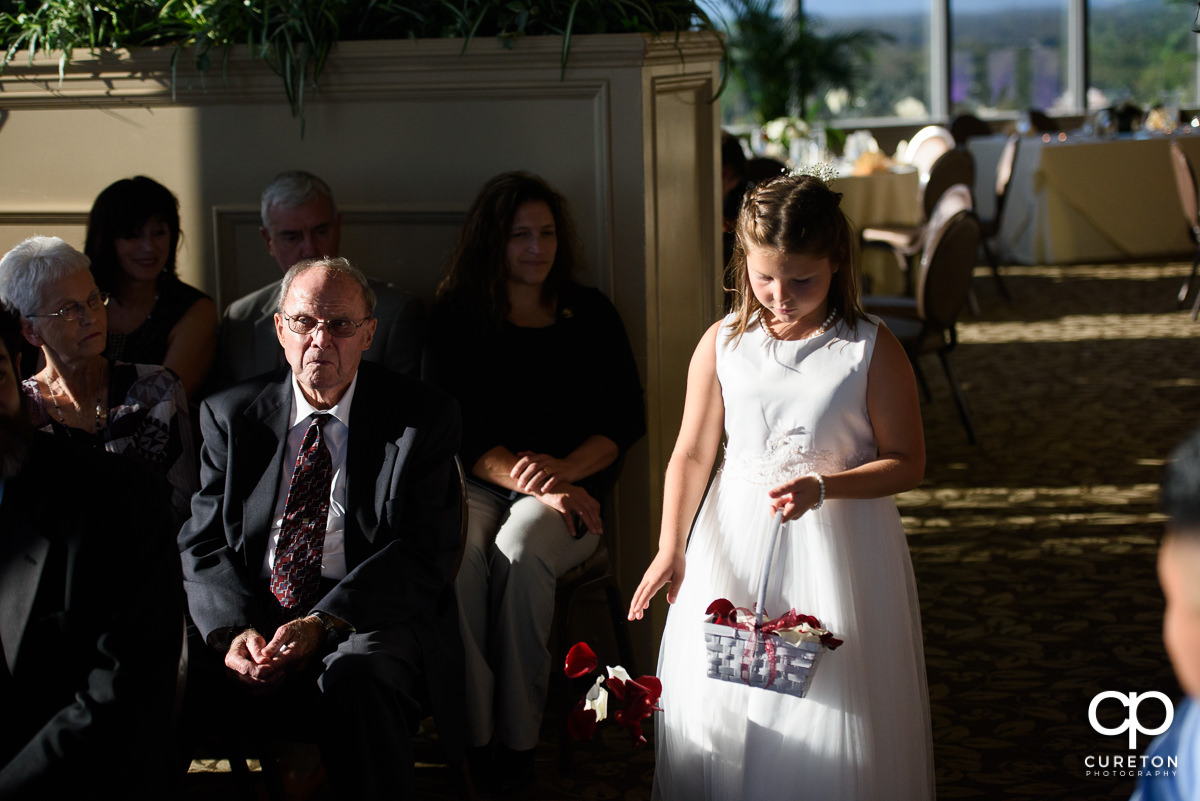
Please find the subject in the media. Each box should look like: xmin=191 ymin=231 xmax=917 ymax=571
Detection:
xmin=629 ymin=173 xmax=934 ymax=799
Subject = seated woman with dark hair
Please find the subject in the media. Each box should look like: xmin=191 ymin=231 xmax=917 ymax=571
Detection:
xmin=0 ymin=236 xmax=198 ymax=523
xmin=85 ymin=176 xmax=217 ymax=397
xmin=425 ymin=171 xmax=645 ymax=790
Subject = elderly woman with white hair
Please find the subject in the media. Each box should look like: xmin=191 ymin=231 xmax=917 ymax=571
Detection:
xmin=0 ymin=235 xmax=197 ymax=522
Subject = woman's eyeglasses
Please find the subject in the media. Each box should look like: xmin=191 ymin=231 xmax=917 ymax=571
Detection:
xmin=26 ymin=292 xmax=110 ymax=322
xmin=282 ymin=313 xmax=370 ymax=338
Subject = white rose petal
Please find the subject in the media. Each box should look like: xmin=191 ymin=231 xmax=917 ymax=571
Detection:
xmin=583 ymin=676 xmax=608 ymax=722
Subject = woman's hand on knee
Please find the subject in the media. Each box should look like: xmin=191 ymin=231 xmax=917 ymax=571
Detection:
xmin=511 ymin=451 xmax=572 ymax=493
xmin=534 ymin=482 xmax=602 ymax=537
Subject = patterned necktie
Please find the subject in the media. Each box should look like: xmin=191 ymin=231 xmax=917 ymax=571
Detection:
xmin=270 ymin=413 xmax=333 ymax=612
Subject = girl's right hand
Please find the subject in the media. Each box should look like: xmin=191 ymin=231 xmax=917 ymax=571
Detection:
xmin=628 ymin=549 xmax=686 ymax=621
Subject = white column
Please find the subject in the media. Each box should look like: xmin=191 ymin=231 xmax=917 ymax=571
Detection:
xmin=931 ymin=0 xmax=950 ymax=120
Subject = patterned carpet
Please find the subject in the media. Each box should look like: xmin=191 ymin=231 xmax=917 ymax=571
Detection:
xmin=185 ymin=260 xmax=1200 ymax=800
xmin=904 ymin=262 xmax=1197 ymax=801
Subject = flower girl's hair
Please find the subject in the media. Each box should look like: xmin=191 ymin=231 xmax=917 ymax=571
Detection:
xmin=725 ymin=173 xmax=865 ymax=344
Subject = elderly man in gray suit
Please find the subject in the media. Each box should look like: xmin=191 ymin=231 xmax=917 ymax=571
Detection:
xmin=216 ymin=171 xmax=425 ymax=388
xmin=182 ymin=257 xmax=463 ymax=799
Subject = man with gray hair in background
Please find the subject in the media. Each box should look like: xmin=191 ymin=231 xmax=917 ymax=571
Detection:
xmin=216 ymin=170 xmax=425 ymax=388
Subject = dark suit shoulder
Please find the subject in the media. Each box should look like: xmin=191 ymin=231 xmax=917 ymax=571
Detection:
xmin=200 ymin=368 xmax=290 ymax=419
xmin=223 ymin=281 xmax=280 ymax=321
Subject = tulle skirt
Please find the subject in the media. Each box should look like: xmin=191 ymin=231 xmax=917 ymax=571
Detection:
xmin=652 ymin=470 xmax=934 ymax=801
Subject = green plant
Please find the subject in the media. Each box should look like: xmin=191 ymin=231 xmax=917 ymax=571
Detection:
xmin=0 ymin=0 xmax=724 ymax=129
xmin=725 ymin=0 xmax=886 ymax=124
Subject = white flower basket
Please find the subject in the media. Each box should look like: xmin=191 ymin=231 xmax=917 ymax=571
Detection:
xmin=702 ymin=511 xmax=837 ymax=699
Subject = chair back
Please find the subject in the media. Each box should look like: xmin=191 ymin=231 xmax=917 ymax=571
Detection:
xmin=922 ymin=148 xmax=975 ymax=220
xmin=950 ymin=113 xmax=991 ymax=145
xmin=904 ymin=125 xmax=955 ymax=178
xmin=450 ymin=455 xmax=470 ymax=580
xmin=915 ymin=183 xmax=973 ymax=264
xmin=1169 ymin=140 xmax=1200 ymax=237
xmin=915 ymin=207 xmax=981 ymax=330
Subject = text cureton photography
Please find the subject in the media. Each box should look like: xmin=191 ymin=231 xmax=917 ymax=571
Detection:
xmin=1085 ymin=691 xmax=1180 ymax=779
xmin=1084 ymin=753 xmax=1179 ymax=779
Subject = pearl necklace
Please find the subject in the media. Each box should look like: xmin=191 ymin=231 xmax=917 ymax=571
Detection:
xmin=40 ymin=375 xmax=107 ymax=433
xmin=763 ymin=309 xmax=838 ymax=342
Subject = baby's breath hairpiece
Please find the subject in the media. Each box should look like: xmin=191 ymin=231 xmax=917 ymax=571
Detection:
xmin=789 ymin=161 xmax=840 ymax=185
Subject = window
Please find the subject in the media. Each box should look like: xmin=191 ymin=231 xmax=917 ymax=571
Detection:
xmin=1089 ymin=0 xmax=1198 ymax=112
xmin=718 ymin=0 xmax=1200 ymax=129
xmin=950 ymin=0 xmax=1070 ymax=117
xmin=804 ymin=0 xmax=932 ymax=121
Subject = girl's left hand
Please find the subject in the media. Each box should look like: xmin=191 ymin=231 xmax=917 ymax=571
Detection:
xmin=767 ymin=475 xmax=823 ymax=522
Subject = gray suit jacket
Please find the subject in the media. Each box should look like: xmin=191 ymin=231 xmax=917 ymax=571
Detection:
xmin=216 ymin=277 xmax=426 ymax=390
xmin=179 ymin=360 xmax=462 ymax=647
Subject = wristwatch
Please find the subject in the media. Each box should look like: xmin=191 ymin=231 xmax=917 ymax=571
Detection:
xmin=311 ymin=610 xmax=352 ymax=646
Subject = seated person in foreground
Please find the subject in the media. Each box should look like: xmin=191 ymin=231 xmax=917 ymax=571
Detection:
xmin=425 ymin=171 xmax=646 ymax=790
xmin=1131 ymin=427 xmax=1200 ymax=800
xmin=0 ymin=236 xmax=198 ymax=523
xmin=216 ymin=170 xmax=425 ymax=388
xmin=180 ymin=257 xmax=464 ymax=800
xmin=85 ymin=175 xmax=217 ymax=398
xmin=0 ymin=307 xmax=184 ymax=800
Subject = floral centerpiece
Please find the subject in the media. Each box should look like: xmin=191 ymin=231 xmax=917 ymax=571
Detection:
xmin=758 ymin=115 xmax=812 ymax=164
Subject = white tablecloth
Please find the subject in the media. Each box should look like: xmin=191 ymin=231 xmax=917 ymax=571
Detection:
xmin=835 ymin=169 xmax=921 ymax=293
xmin=970 ymin=133 xmax=1200 ymax=264
xmin=836 ymin=168 xmax=922 ymax=231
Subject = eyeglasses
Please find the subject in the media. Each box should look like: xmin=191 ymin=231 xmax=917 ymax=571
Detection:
xmin=282 ymin=313 xmax=370 ymax=338
xmin=26 ymin=292 xmax=110 ymax=322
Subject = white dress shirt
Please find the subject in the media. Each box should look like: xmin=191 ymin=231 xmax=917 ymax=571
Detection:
xmin=260 ymin=372 xmax=358 ymax=581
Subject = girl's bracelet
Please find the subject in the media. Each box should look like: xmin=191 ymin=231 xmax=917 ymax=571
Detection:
xmin=811 ymin=474 xmax=825 ymax=510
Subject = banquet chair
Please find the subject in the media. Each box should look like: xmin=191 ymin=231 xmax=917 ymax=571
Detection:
xmin=950 ymin=113 xmax=992 ymax=146
xmin=861 ymin=147 xmax=975 ymax=293
xmin=902 ymin=125 xmax=955 ymax=180
xmin=977 ymin=133 xmax=1018 ymax=302
xmin=1168 ymin=139 xmax=1200 ymax=320
xmin=864 ymin=194 xmax=982 ymax=444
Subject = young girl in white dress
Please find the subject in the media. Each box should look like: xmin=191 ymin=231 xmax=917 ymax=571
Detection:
xmin=629 ymin=173 xmax=934 ymax=800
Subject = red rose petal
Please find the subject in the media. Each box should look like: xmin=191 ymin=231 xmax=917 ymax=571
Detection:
xmin=630 ymin=675 xmax=662 ymax=704
xmin=564 ymin=642 xmax=598 ymax=678
xmin=614 ymin=707 xmax=649 ymax=748
xmin=567 ymin=702 xmax=599 ymax=741
xmin=705 ymin=598 xmax=736 ymax=622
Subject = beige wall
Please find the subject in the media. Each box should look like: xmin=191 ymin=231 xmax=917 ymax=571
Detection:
xmin=0 ymin=33 xmax=723 ymax=666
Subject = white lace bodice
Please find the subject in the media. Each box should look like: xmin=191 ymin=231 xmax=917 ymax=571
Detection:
xmin=716 ymin=314 xmax=881 ymax=486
